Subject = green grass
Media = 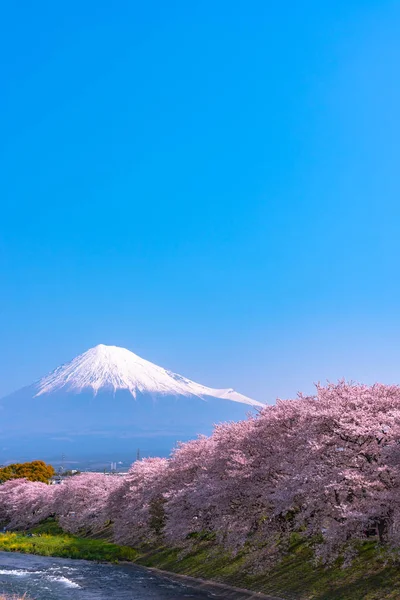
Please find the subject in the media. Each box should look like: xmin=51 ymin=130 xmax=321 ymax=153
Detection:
xmin=136 ymin=537 xmax=400 ymax=600
xmin=0 ymin=525 xmax=138 ymax=563
xmin=1 ymin=521 xmax=399 ymax=599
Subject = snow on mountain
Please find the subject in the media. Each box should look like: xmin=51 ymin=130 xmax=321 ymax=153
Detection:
xmin=35 ymin=344 xmax=262 ymax=406
xmin=0 ymin=344 xmax=264 ymax=463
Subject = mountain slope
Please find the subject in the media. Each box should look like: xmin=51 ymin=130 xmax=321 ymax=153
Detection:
xmin=35 ymin=344 xmax=260 ymax=406
xmin=0 ymin=345 xmax=263 ymax=464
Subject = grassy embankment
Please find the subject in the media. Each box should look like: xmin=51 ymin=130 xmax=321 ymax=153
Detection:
xmin=0 ymin=520 xmax=137 ymax=563
xmin=0 ymin=521 xmax=400 ymax=600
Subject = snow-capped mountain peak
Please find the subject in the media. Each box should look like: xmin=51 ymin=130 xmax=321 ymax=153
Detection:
xmin=34 ymin=344 xmax=262 ymax=407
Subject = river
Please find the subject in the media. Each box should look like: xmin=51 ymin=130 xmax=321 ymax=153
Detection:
xmin=0 ymin=551 xmax=220 ymax=599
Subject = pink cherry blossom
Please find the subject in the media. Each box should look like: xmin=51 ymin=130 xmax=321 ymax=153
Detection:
xmin=3 ymin=381 xmax=400 ymax=565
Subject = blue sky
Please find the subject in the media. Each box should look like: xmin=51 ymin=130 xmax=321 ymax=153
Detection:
xmin=1 ymin=0 xmax=400 ymax=402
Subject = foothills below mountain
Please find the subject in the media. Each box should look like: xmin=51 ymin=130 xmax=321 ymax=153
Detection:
xmin=0 ymin=344 xmax=263 ymax=464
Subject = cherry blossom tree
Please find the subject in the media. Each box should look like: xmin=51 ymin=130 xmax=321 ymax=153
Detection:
xmin=265 ymin=382 xmax=400 ymax=560
xmin=54 ymin=473 xmax=122 ymax=534
xmin=3 ymin=380 xmax=400 ymax=566
xmin=0 ymin=478 xmax=55 ymax=529
xmin=110 ymin=457 xmax=169 ymax=546
xmin=162 ymin=381 xmax=400 ymax=561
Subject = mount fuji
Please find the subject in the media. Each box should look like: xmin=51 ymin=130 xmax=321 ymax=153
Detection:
xmin=0 ymin=345 xmax=263 ymax=464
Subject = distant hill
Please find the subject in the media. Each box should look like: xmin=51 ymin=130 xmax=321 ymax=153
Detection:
xmin=0 ymin=344 xmax=263 ymax=465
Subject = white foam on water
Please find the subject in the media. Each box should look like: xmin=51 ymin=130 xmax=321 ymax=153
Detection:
xmin=0 ymin=568 xmax=80 ymax=588
xmin=0 ymin=569 xmax=42 ymax=576
xmin=47 ymin=575 xmax=81 ymax=588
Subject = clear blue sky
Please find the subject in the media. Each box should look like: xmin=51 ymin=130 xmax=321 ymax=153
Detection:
xmin=1 ymin=0 xmax=400 ymax=402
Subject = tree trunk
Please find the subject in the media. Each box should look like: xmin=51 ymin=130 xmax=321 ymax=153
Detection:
xmin=377 ymin=517 xmax=389 ymax=544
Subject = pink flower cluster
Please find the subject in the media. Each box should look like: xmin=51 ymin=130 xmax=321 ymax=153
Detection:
xmin=2 ymin=381 xmax=400 ymax=562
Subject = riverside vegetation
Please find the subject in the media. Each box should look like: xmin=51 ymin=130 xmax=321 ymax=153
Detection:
xmin=2 ymin=381 xmax=400 ymax=599
xmin=0 ymin=521 xmax=399 ymax=599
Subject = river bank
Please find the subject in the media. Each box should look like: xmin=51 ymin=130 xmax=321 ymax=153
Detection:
xmin=0 ymin=551 xmax=231 ymax=600
xmin=0 ymin=523 xmax=399 ymax=600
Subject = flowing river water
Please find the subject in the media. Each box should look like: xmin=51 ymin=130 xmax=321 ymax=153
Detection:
xmin=0 ymin=552 xmax=221 ymax=599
